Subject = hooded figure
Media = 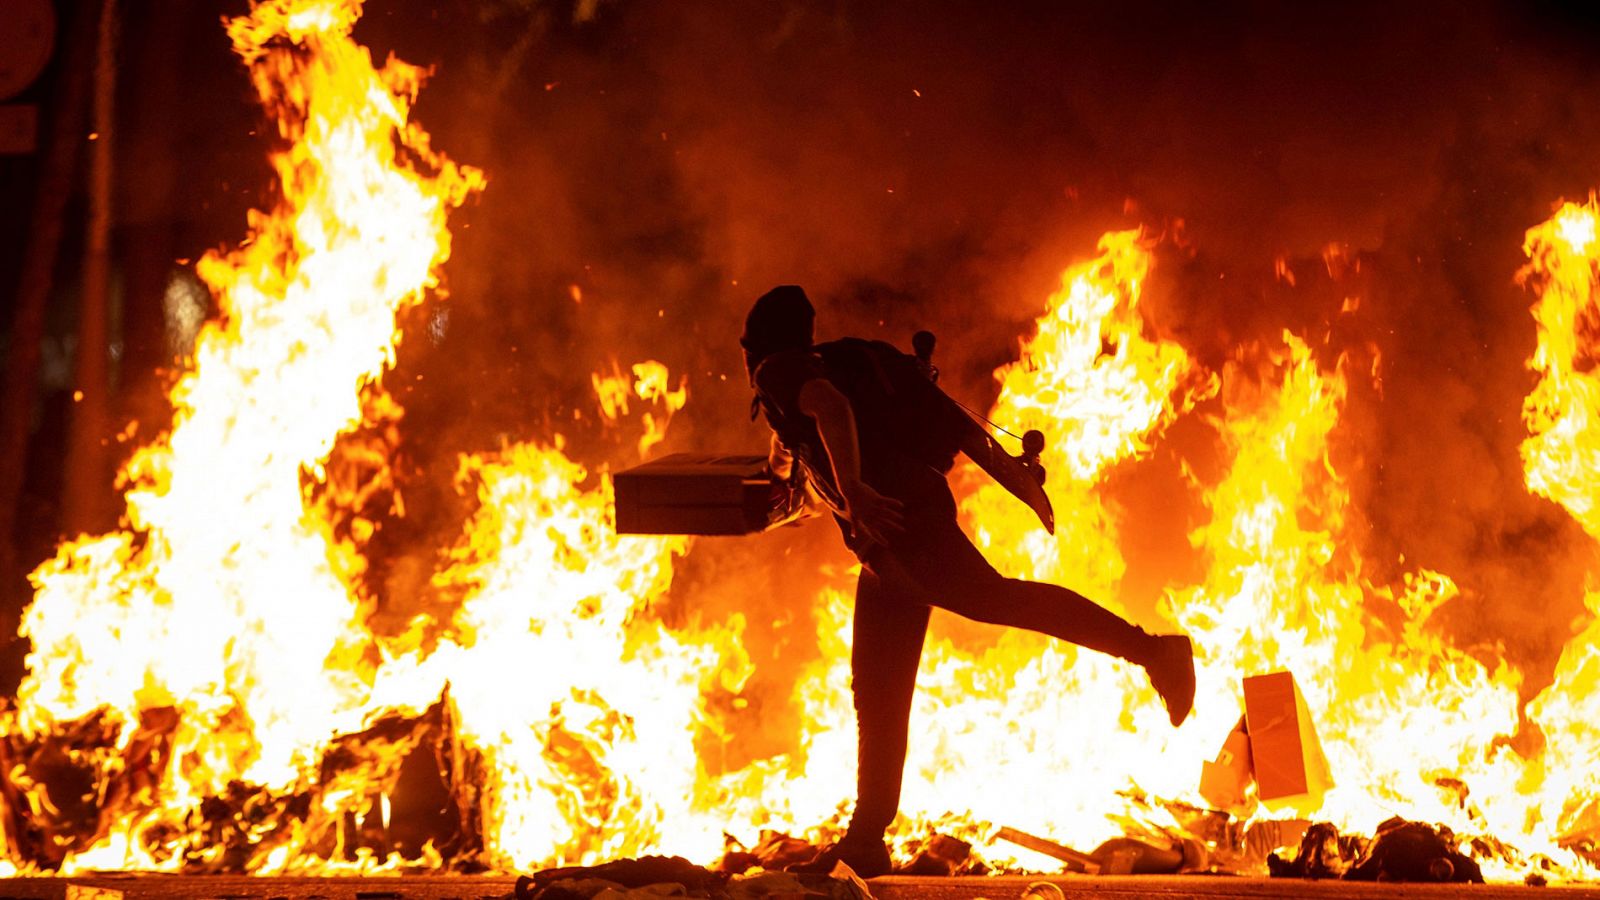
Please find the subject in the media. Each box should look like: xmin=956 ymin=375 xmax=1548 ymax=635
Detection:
xmin=741 ymin=284 xmax=815 ymax=378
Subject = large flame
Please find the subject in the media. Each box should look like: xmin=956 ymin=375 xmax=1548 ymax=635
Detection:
xmin=1521 ymin=197 xmax=1600 ymax=858
xmin=8 ymin=0 xmax=482 ymax=871
xmin=1161 ymin=335 xmax=1532 ymax=875
xmin=422 ymin=440 xmax=711 ymax=868
xmin=1522 ymin=198 xmax=1600 ymax=538
xmin=8 ymin=0 xmax=1600 ymax=883
xmin=959 ymin=229 xmax=1214 ymax=598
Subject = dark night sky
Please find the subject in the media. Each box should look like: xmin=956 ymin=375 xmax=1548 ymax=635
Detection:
xmin=6 ymin=0 xmax=1600 ymax=694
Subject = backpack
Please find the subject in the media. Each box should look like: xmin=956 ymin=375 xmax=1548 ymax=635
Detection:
xmin=759 ymin=337 xmax=968 ymax=475
xmin=752 ymin=337 xmax=1057 ymax=533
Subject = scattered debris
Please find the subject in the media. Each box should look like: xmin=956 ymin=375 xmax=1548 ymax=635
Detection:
xmin=1162 ymin=800 xmax=1237 ymax=849
xmin=1268 ymin=821 xmax=1360 ymax=879
xmin=517 ymin=855 xmax=873 ymax=899
xmin=1198 ymin=717 xmax=1253 ymax=813
xmin=716 ymin=830 xmax=825 ymax=874
xmin=995 ymin=825 xmax=1208 ymax=876
xmin=1240 ymin=817 xmax=1311 ymax=869
xmin=726 ymin=869 xmax=869 ymax=898
xmin=1268 ymin=818 xmax=1484 ymax=883
xmin=516 ymin=856 xmax=728 ymax=899
xmin=1346 ymin=817 xmax=1484 ymax=883
xmin=720 ymin=828 xmax=980 ymax=878
xmin=901 ymin=833 xmax=973 ymax=876
xmin=0 ymin=706 xmax=123 ymax=867
xmin=994 ymin=825 xmax=1099 ymax=873
xmin=0 ymin=691 xmax=490 ymax=873
xmin=1086 ymin=836 xmax=1186 ymax=875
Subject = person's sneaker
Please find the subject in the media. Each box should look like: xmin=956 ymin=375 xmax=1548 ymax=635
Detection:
xmin=1146 ymin=634 xmax=1195 ymax=727
xmin=786 ymin=836 xmax=893 ymax=878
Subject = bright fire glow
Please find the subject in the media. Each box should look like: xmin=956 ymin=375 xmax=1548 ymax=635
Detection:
xmin=6 ymin=0 xmax=1600 ymax=885
xmin=1521 ymin=196 xmax=1600 ymax=866
xmin=8 ymin=0 xmax=483 ymax=872
xmin=959 ymin=229 xmax=1215 ymax=600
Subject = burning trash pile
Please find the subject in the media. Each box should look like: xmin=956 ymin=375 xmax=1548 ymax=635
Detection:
xmin=8 ymin=0 xmax=1600 ymax=889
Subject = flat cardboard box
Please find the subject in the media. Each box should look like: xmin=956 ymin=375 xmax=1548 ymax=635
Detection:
xmin=614 ymin=453 xmax=795 ymax=535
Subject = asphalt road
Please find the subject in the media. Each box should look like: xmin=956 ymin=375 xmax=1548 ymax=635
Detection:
xmin=2 ymin=875 xmax=1600 ymax=900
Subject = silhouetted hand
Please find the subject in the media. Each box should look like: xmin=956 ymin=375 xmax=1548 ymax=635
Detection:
xmin=842 ymin=480 xmax=905 ymax=547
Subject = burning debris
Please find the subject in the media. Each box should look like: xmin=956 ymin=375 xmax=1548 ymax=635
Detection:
xmin=993 ymin=826 xmax=1206 ymax=877
xmin=514 ymin=857 xmax=728 ymax=899
xmin=1199 ymin=672 xmax=1331 ymax=816
xmin=515 ymin=859 xmax=874 ymax=900
xmin=9 ymin=0 xmax=1600 ymax=889
xmin=1268 ymin=818 xmax=1485 ymax=884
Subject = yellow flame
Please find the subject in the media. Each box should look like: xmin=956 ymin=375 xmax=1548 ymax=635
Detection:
xmin=424 ymin=440 xmax=730 ymax=868
xmin=592 ymin=360 xmax=688 ymax=459
xmin=1521 ymin=197 xmax=1600 ymax=538
xmin=11 ymin=0 xmax=480 ymax=871
xmin=8 ymin=0 xmax=1600 ymax=880
xmin=1521 ymin=196 xmax=1600 ymax=865
xmin=960 ymin=229 xmax=1215 ymax=599
xmin=1164 ymin=336 xmax=1529 ymax=869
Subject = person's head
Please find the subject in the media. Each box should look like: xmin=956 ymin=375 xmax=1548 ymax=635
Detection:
xmin=740 ymin=285 xmax=815 ymax=379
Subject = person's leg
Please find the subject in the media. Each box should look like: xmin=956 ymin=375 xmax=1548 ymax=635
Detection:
xmin=791 ymin=564 xmax=929 ymax=877
xmin=847 ymin=564 xmax=931 ymax=841
xmin=885 ymin=517 xmax=1157 ymax=660
xmin=882 ymin=506 xmax=1194 ymax=725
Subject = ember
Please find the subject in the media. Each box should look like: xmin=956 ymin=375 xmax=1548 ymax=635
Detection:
xmin=8 ymin=0 xmax=1600 ymax=892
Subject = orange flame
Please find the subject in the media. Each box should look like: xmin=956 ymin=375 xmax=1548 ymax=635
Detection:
xmin=960 ymin=229 xmax=1215 ymax=599
xmin=1521 ymin=196 xmax=1600 ymax=863
xmin=1521 ymin=197 xmax=1600 ymax=538
xmin=8 ymin=0 xmax=1600 ymax=883
xmin=13 ymin=0 xmax=483 ymax=871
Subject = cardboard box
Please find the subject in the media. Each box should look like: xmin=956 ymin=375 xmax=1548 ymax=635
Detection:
xmin=1199 ymin=716 xmax=1254 ymax=812
xmin=1242 ymin=671 xmax=1332 ymax=814
xmin=614 ymin=453 xmax=803 ymax=535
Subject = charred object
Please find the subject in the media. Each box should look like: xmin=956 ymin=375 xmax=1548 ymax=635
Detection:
xmin=1269 ymin=818 xmax=1484 ymax=883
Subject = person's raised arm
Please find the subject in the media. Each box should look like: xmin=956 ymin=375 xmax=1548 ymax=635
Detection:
xmin=797 ymin=378 xmax=904 ymax=545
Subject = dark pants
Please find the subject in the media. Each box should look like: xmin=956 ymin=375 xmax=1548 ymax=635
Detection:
xmin=842 ymin=468 xmax=1156 ymax=842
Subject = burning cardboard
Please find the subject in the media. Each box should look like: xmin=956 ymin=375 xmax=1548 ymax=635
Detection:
xmin=1196 ymin=672 xmax=1332 ymax=817
xmin=9 ymin=0 xmax=1600 ymax=879
xmin=1198 ymin=716 xmax=1252 ymax=813
xmin=1243 ymin=671 xmax=1332 ymax=814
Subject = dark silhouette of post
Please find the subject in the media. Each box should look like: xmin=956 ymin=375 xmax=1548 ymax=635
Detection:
xmin=62 ymin=0 xmax=118 ymax=536
xmin=0 ymin=0 xmax=102 ymax=597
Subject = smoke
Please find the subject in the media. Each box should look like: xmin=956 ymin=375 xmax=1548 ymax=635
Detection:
xmin=336 ymin=0 xmax=1600 ymax=699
